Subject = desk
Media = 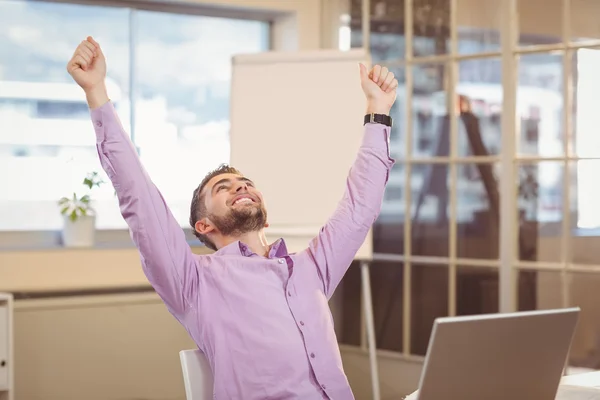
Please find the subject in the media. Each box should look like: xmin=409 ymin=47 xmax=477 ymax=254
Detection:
xmin=404 ymin=371 xmax=600 ymax=400
xmin=557 ymin=371 xmax=600 ymax=399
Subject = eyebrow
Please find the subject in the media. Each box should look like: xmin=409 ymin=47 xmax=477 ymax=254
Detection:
xmin=211 ymin=177 xmax=254 ymax=193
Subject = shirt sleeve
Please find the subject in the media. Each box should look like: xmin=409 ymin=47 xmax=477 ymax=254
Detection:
xmin=91 ymin=101 xmax=200 ymax=316
xmin=307 ymin=122 xmax=395 ymax=299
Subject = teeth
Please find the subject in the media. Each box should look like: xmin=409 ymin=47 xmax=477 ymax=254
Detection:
xmin=234 ymin=198 xmax=253 ymax=205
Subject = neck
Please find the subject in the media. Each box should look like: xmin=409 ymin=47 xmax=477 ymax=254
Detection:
xmin=216 ymin=230 xmax=270 ymax=256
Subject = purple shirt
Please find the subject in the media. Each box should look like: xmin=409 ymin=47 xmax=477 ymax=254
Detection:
xmin=91 ymin=101 xmax=394 ymax=399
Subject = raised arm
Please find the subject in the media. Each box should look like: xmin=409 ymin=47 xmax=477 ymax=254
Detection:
xmin=67 ymin=37 xmax=199 ymax=316
xmin=307 ymin=64 xmax=397 ymax=299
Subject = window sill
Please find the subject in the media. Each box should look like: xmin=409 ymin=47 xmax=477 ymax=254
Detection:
xmin=0 ymin=235 xmax=212 ymax=294
xmin=0 ymin=228 xmax=208 ymax=252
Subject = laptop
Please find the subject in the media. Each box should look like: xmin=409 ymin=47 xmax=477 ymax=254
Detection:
xmin=413 ymin=307 xmax=580 ymax=400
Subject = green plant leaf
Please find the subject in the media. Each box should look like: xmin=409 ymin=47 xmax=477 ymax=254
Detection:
xmin=84 ymin=171 xmax=105 ymax=189
xmin=61 ymin=171 xmax=111 ymax=216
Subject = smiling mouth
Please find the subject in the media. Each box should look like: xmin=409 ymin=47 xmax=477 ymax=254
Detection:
xmin=232 ymin=197 xmax=255 ymax=206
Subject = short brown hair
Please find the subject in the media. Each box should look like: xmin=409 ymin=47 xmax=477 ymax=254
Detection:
xmin=189 ymin=164 xmax=243 ymax=251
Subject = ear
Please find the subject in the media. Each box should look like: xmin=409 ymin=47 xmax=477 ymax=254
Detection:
xmin=195 ymin=218 xmax=215 ymax=235
xmin=264 ymin=221 xmax=270 ymax=228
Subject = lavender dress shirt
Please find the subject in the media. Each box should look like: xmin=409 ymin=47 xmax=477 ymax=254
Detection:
xmin=91 ymin=101 xmax=394 ymax=399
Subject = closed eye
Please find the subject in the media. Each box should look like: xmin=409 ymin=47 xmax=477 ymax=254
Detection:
xmin=217 ymin=185 xmax=228 ymax=192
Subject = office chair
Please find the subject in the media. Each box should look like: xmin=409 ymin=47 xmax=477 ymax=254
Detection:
xmin=179 ymin=349 xmax=214 ymax=400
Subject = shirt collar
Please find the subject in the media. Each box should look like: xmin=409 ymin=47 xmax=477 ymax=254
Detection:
xmin=214 ymin=238 xmax=289 ymax=258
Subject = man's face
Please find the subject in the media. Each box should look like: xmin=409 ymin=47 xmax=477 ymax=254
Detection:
xmin=197 ymin=173 xmax=268 ymax=237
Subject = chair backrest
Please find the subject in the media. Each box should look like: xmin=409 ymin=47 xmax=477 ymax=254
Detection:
xmin=179 ymin=349 xmax=214 ymax=400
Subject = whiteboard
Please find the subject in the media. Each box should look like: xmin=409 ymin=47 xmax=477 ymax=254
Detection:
xmin=229 ymin=49 xmax=373 ymax=258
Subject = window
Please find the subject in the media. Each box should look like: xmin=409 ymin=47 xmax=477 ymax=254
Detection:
xmin=0 ymin=0 xmax=270 ymax=231
xmin=134 ymin=10 xmax=269 ymax=227
xmin=339 ymin=0 xmax=600 ymax=377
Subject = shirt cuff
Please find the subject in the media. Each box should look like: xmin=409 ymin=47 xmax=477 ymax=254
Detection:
xmin=90 ymin=101 xmax=116 ymax=143
xmin=361 ymin=122 xmax=392 ymax=157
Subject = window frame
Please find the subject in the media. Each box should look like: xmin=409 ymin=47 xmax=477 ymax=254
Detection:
xmin=350 ymin=0 xmax=600 ymax=370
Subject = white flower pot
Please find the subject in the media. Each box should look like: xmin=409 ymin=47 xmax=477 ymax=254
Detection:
xmin=61 ymin=214 xmax=96 ymax=248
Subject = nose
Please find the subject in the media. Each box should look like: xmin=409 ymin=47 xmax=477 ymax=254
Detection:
xmin=234 ymin=181 xmax=248 ymax=192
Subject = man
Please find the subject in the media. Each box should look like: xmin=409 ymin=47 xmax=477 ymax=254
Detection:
xmin=67 ymin=36 xmax=397 ymax=399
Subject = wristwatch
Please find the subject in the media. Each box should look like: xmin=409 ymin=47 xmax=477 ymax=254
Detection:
xmin=364 ymin=113 xmax=393 ymax=127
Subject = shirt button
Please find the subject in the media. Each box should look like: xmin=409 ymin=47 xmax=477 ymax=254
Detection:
xmin=288 ymin=291 xmax=292 ymax=297
xmin=310 ymin=353 xmax=315 ymax=358
xmin=278 ymin=258 xmax=285 ymax=264
xmin=322 ymin=384 xmax=326 ymax=390
xmin=300 ymin=321 xmax=304 ymax=326
xmin=95 ymin=120 xmax=102 ymax=127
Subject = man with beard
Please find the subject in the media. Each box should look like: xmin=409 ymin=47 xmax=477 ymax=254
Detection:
xmin=67 ymin=36 xmax=397 ymax=399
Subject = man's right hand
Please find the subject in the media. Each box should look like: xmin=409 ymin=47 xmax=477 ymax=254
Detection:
xmin=67 ymin=36 xmax=109 ymax=108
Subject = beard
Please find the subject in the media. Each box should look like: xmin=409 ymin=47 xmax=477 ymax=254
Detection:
xmin=208 ymin=204 xmax=267 ymax=237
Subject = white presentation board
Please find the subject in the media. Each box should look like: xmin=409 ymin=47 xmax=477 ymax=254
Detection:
xmin=230 ymin=49 xmax=373 ymax=258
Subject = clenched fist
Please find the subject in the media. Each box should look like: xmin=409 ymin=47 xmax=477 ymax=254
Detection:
xmin=67 ymin=36 xmax=108 ymax=108
xmin=359 ymin=63 xmax=398 ymax=115
xmin=67 ymin=36 xmax=105 ymax=90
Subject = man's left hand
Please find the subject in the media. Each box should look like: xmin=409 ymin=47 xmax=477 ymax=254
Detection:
xmin=359 ymin=63 xmax=398 ymax=115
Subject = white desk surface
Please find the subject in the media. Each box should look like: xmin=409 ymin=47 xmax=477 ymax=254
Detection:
xmin=557 ymin=371 xmax=600 ymax=400
xmin=561 ymin=371 xmax=600 ymax=388
xmin=404 ymin=371 xmax=600 ymax=400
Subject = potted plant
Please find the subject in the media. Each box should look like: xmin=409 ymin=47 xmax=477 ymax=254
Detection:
xmin=58 ymin=171 xmax=104 ymax=247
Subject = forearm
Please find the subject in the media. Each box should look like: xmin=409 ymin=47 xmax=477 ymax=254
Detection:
xmin=85 ymin=83 xmax=110 ymax=109
xmin=366 ymin=100 xmax=392 ymax=116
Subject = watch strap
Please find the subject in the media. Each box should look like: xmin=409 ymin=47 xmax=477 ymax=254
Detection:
xmin=364 ymin=113 xmax=392 ymax=127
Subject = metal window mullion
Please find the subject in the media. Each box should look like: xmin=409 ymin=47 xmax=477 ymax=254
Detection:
xmin=402 ymin=0 xmax=414 ymax=357
xmin=447 ymin=0 xmax=458 ymax=318
xmin=568 ymin=264 xmax=600 ymax=274
xmin=515 ymin=40 xmax=600 ymax=55
xmin=516 ymin=155 xmax=600 ymax=162
xmin=361 ymin=261 xmax=380 ymax=400
xmin=514 ymin=261 xmax=564 ymax=271
xmin=385 ymin=50 xmax=503 ymax=66
xmin=371 ymin=253 xmax=500 ymax=267
xmin=558 ymin=12 xmax=572 ymax=376
xmin=360 ymin=1 xmax=378 ymax=396
xmin=561 ymin=0 xmax=573 ymax=333
xmin=362 ymin=0 xmax=370 ymax=54
xmin=561 ymin=46 xmax=573 ymax=310
xmin=409 ymin=155 xmax=500 ymax=164
xmin=499 ymin=0 xmax=518 ymax=313
xmin=360 ymin=288 xmax=367 ymax=350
